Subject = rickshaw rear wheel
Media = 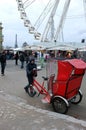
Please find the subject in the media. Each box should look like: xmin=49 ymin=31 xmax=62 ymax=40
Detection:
xmin=27 ymin=85 xmax=36 ymax=97
xmin=52 ymin=96 xmax=69 ymax=114
xmin=71 ymin=90 xmax=83 ymax=104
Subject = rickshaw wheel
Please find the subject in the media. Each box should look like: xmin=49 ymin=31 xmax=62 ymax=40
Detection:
xmin=52 ymin=96 xmax=69 ymax=114
xmin=71 ymin=90 xmax=83 ymax=104
xmin=27 ymin=85 xmax=36 ymax=97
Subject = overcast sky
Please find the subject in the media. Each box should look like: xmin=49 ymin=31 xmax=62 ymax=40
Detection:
xmin=0 ymin=0 xmax=86 ymax=47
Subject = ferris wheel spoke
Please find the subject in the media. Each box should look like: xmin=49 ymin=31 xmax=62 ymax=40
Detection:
xmin=41 ymin=0 xmax=60 ymax=42
xmin=34 ymin=0 xmax=54 ymax=30
xmin=83 ymin=0 xmax=86 ymax=20
xmin=54 ymin=0 xmax=71 ymax=41
xmin=24 ymin=0 xmax=36 ymax=9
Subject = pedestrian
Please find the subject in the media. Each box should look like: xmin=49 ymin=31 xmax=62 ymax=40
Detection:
xmin=25 ymin=53 xmax=29 ymax=64
xmin=19 ymin=52 xmax=25 ymax=68
xmin=0 ymin=51 xmax=6 ymax=76
xmin=73 ymin=49 xmax=78 ymax=58
xmin=14 ymin=52 xmax=19 ymax=65
xmin=24 ymin=58 xmax=37 ymax=93
xmin=65 ymin=52 xmax=72 ymax=59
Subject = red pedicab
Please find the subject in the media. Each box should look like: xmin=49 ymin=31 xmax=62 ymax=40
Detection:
xmin=27 ymin=59 xmax=86 ymax=114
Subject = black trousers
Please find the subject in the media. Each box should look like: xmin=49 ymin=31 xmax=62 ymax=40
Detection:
xmin=27 ymin=74 xmax=33 ymax=85
xmin=1 ymin=62 xmax=6 ymax=74
xmin=25 ymin=74 xmax=34 ymax=89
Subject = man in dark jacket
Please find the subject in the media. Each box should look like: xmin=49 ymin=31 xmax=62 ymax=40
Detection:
xmin=14 ymin=52 xmax=19 ymax=65
xmin=24 ymin=58 xmax=37 ymax=93
xmin=0 ymin=51 xmax=6 ymax=76
xmin=19 ymin=53 xmax=25 ymax=68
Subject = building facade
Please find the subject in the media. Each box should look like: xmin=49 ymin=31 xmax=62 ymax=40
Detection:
xmin=0 ymin=22 xmax=3 ymax=52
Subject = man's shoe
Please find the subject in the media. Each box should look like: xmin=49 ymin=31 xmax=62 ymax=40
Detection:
xmin=1 ymin=74 xmax=5 ymax=76
xmin=24 ymin=87 xmax=28 ymax=93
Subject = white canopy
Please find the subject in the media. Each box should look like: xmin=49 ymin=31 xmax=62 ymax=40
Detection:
xmin=78 ymin=46 xmax=86 ymax=51
xmin=47 ymin=44 xmax=76 ymax=51
xmin=23 ymin=45 xmax=46 ymax=51
xmin=13 ymin=47 xmax=24 ymax=51
xmin=22 ymin=46 xmax=31 ymax=51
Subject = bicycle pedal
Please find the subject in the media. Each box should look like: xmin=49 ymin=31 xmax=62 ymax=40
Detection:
xmin=36 ymin=93 xmax=40 ymax=97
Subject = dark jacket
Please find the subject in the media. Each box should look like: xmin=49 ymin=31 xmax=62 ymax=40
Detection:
xmin=19 ymin=53 xmax=25 ymax=61
xmin=0 ymin=53 xmax=6 ymax=63
xmin=26 ymin=62 xmax=37 ymax=77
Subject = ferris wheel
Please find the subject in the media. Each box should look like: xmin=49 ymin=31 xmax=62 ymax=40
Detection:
xmin=16 ymin=0 xmax=86 ymax=43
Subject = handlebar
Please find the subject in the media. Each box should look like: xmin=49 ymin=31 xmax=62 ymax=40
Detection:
xmin=42 ymin=76 xmax=48 ymax=81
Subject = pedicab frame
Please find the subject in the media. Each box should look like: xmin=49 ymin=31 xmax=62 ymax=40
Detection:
xmin=27 ymin=59 xmax=86 ymax=114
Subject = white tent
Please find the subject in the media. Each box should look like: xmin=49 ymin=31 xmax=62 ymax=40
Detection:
xmin=22 ymin=46 xmax=31 ymax=51
xmin=12 ymin=47 xmax=24 ymax=54
xmin=13 ymin=47 xmax=23 ymax=51
xmin=33 ymin=41 xmax=78 ymax=50
xmin=78 ymin=46 xmax=86 ymax=51
xmin=28 ymin=45 xmax=46 ymax=50
xmin=32 ymin=41 xmax=57 ymax=50
xmin=47 ymin=44 xmax=76 ymax=51
xmin=20 ymin=45 xmax=46 ymax=51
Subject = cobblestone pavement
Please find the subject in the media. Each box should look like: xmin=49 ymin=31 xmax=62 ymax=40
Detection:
xmin=0 ymin=91 xmax=86 ymax=130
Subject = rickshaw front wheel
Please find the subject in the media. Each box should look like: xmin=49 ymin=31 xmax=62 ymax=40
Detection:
xmin=71 ymin=90 xmax=83 ymax=104
xmin=52 ymin=96 xmax=69 ymax=114
xmin=27 ymin=85 xmax=36 ymax=97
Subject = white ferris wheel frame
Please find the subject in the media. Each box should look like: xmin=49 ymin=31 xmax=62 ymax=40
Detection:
xmin=16 ymin=0 xmax=86 ymax=43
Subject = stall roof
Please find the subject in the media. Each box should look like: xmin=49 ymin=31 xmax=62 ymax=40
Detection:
xmin=47 ymin=44 xmax=76 ymax=50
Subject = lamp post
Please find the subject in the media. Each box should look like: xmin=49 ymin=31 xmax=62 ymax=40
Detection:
xmin=0 ymin=22 xmax=3 ymax=52
xmin=15 ymin=34 xmax=18 ymax=48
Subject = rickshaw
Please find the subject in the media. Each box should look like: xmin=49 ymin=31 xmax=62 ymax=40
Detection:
xmin=27 ymin=59 xmax=86 ymax=114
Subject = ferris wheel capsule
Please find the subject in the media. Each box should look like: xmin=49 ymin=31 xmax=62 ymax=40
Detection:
xmin=29 ymin=26 xmax=35 ymax=34
xmin=18 ymin=3 xmax=24 ymax=11
xmin=24 ymin=19 xmax=31 ymax=27
xmin=34 ymin=32 xmax=41 ymax=40
xmin=17 ymin=0 xmax=22 ymax=2
xmin=20 ymin=11 xmax=27 ymax=19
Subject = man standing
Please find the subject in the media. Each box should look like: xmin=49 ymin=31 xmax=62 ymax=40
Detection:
xmin=19 ymin=52 xmax=25 ymax=69
xmin=14 ymin=52 xmax=19 ymax=65
xmin=0 ymin=51 xmax=6 ymax=76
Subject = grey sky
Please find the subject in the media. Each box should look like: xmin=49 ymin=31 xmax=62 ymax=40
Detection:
xmin=0 ymin=0 xmax=86 ymax=47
